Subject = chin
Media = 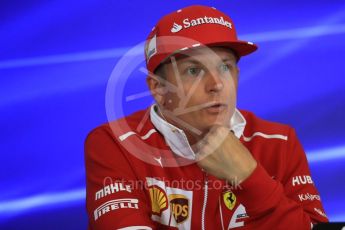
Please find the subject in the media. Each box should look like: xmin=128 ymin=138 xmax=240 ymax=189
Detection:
xmin=198 ymin=119 xmax=229 ymax=132
xmin=206 ymin=115 xmax=229 ymax=126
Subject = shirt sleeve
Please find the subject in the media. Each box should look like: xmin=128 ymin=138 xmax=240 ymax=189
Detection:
xmin=234 ymin=128 xmax=328 ymax=229
xmin=84 ymin=126 xmax=156 ymax=230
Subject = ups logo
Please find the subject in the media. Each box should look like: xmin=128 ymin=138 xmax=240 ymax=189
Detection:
xmin=169 ymin=194 xmax=189 ymax=224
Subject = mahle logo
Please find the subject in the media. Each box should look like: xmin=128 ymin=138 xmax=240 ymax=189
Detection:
xmin=169 ymin=194 xmax=189 ymax=224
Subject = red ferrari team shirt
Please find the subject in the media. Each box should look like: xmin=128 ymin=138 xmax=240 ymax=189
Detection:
xmin=85 ymin=105 xmax=328 ymax=230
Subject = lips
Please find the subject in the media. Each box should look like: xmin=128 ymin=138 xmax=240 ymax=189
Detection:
xmin=203 ymin=102 xmax=228 ymax=113
xmin=204 ymin=101 xmax=227 ymax=107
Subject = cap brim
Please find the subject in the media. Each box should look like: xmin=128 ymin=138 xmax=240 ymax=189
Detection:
xmin=207 ymin=40 xmax=258 ymax=57
xmin=153 ymin=39 xmax=258 ymax=71
xmin=170 ymin=40 xmax=258 ymax=61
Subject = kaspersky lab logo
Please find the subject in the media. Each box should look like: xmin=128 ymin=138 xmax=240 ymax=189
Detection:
xmin=170 ymin=16 xmax=232 ymax=33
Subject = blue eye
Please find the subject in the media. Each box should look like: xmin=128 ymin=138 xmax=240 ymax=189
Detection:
xmin=186 ymin=67 xmax=203 ymax=77
xmin=220 ymin=63 xmax=230 ymax=72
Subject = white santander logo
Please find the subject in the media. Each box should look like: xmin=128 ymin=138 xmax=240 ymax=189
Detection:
xmin=171 ymin=23 xmax=183 ymax=33
xmin=170 ymin=16 xmax=232 ymax=33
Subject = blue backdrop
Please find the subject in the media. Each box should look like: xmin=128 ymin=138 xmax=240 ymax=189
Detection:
xmin=1 ymin=0 xmax=344 ymax=229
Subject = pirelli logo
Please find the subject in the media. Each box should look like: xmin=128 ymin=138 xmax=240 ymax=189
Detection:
xmin=94 ymin=198 xmax=139 ymax=221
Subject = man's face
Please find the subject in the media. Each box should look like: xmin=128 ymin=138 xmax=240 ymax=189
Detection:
xmin=150 ymin=46 xmax=239 ymax=137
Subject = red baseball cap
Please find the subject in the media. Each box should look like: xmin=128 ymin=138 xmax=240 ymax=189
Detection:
xmin=145 ymin=5 xmax=258 ymax=73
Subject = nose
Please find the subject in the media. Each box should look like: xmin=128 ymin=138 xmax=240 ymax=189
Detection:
xmin=205 ymin=71 xmax=224 ymax=93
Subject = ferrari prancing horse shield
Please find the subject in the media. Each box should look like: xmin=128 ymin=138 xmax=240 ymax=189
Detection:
xmin=223 ymin=191 xmax=236 ymax=210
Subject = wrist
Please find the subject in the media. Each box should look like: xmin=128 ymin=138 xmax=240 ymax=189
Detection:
xmin=241 ymin=161 xmax=258 ymax=181
xmin=226 ymin=161 xmax=258 ymax=185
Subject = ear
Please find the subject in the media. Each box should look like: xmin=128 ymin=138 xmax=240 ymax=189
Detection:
xmin=146 ymin=75 xmax=166 ymax=105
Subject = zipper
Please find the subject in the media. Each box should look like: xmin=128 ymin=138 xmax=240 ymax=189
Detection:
xmin=201 ymin=172 xmax=209 ymax=230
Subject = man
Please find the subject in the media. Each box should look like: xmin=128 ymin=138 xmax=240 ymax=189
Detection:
xmin=85 ymin=5 xmax=328 ymax=229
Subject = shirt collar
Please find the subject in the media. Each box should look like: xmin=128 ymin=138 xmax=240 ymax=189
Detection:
xmin=150 ymin=104 xmax=247 ymax=160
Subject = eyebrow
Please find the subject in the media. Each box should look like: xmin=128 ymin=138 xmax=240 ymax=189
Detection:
xmin=221 ymin=58 xmax=237 ymax=63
